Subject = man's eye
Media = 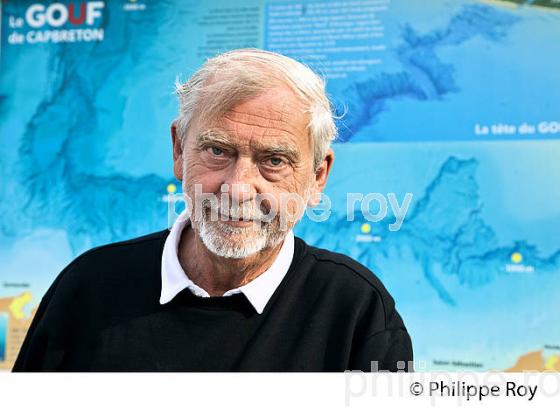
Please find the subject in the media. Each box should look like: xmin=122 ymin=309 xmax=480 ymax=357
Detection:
xmin=209 ymin=146 xmax=224 ymax=156
xmin=267 ymin=157 xmax=284 ymax=167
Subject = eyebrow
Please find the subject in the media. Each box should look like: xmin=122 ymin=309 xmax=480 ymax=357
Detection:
xmin=195 ymin=129 xmax=301 ymax=163
xmin=196 ymin=130 xmax=233 ymax=148
xmin=252 ymin=141 xmax=300 ymax=163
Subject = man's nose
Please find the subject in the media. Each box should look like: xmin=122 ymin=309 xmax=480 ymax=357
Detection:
xmin=222 ymin=157 xmax=258 ymax=203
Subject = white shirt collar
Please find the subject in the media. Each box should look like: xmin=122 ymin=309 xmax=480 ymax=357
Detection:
xmin=160 ymin=210 xmax=295 ymax=314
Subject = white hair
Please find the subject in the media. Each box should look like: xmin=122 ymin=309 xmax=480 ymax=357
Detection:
xmin=175 ymin=48 xmax=337 ymax=171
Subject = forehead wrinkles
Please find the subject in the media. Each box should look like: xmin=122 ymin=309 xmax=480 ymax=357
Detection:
xmin=222 ymin=100 xmax=309 ymax=139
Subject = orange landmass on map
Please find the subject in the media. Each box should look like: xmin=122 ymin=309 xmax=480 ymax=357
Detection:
xmin=0 ymin=293 xmax=37 ymax=370
xmin=505 ymin=350 xmax=560 ymax=372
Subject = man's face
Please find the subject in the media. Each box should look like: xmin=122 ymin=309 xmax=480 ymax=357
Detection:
xmin=174 ymin=85 xmax=322 ymax=259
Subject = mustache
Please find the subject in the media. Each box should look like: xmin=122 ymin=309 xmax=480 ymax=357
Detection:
xmin=201 ymin=198 xmax=276 ymax=223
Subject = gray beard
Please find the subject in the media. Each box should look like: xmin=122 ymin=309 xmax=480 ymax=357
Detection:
xmin=191 ymin=199 xmax=287 ymax=259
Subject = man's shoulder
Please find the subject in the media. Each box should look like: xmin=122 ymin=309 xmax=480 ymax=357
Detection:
xmin=294 ymin=236 xmax=399 ymax=320
xmin=75 ymin=229 xmax=169 ymax=265
xmin=296 ymin=236 xmax=388 ymax=293
xmin=52 ymin=229 xmax=170 ymax=295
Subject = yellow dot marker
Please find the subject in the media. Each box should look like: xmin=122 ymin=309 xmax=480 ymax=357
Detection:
xmin=360 ymin=223 xmax=371 ymax=234
xmin=166 ymin=183 xmax=177 ymax=194
xmin=511 ymin=252 xmax=523 ymax=264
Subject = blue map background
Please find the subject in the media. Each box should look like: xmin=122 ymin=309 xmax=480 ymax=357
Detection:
xmin=1 ymin=0 xmax=559 ymax=370
xmin=0 ymin=314 xmax=7 ymax=362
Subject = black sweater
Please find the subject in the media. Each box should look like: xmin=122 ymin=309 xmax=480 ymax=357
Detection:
xmin=13 ymin=229 xmax=413 ymax=372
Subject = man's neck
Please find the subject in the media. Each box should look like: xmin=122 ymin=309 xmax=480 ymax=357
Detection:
xmin=177 ymin=225 xmax=284 ymax=296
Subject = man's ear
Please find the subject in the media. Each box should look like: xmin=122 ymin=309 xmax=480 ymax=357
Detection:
xmin=307 ymin=148 xmax=334 ymax=207
xmin=171 ymin=120 xmax=183 ymax=180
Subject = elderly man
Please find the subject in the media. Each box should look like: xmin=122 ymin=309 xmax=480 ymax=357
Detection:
xmin=13 ymin=48 xmax=412 ymax=372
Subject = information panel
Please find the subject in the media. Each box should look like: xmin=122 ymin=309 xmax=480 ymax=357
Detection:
xmin=1 ymin=0 xmax=559 ymax=371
